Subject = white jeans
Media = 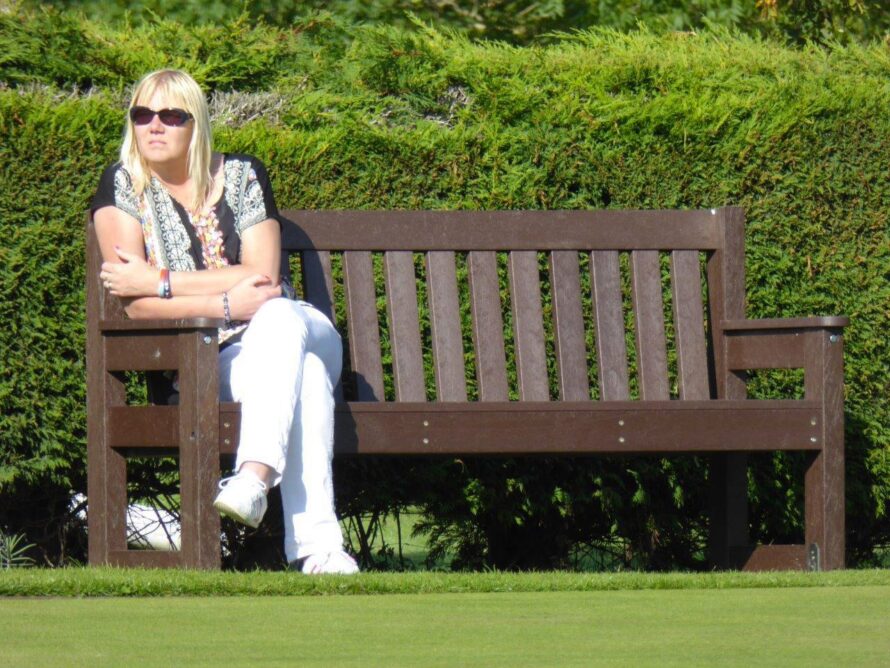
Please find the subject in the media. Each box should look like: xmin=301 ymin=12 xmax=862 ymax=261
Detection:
xmin=218 ymin=298 xmax=345 ymax=562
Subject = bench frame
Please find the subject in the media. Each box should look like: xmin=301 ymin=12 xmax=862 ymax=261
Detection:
xmin=86 ymin=207 xmax=847 ymax=570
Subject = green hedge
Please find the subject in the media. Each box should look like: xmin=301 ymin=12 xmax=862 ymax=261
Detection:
xmin=1 ymin=10 xmax=887 ymax=567
xmin=24 ymin=0 xmax=890 ymax=45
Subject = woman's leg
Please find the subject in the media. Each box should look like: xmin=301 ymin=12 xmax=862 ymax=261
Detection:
xmin=280 ymin=315 xmax=344 ymax=562
xmin=219 ymin=298 xmax=346 ymax=562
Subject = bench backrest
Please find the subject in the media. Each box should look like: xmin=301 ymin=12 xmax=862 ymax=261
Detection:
xmin=279 ymin=207 xmax=747 ymax=404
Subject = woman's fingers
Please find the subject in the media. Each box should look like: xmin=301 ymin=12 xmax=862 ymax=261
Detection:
xmin=245 ymin=273 xmax=273 ymax=288
xmin=227 ymin=275 xmax=283 ymax=320
xmin=99 ymin=254 xmax=155 ymax=296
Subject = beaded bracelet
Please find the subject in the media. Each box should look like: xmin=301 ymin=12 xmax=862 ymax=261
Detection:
xmin=157 ymin=269 xmax=166 ymax=298
xmin=222 ymin=292 xmax=232 ymax=327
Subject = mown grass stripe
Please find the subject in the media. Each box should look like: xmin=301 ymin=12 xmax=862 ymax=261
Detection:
xmin=6 ymin=589 xmax=890 ymax=667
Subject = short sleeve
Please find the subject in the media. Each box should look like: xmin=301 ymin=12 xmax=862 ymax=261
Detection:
xmin=90 ymin=164 xmax=140 ymax=220
xmin=229 ymin=154 xmax=279 ymax=234
xmin=249 ymin=157 xmax=279 ymax=221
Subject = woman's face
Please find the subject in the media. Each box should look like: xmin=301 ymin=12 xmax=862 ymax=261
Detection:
xmin=133 ymin=89 xmax=194 ymax=168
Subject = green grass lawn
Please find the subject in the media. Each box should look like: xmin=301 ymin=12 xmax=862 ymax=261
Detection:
xmin=2 ymin=569 xmax=890 ymax=666
xmin=4 ymin=586 xmax=889 ymax=666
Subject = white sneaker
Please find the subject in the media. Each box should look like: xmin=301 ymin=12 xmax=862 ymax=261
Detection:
xmin=213 ymin=472 xmax=268 ymax=528
xmin=301 ymin=550 xmax=360 ymax=575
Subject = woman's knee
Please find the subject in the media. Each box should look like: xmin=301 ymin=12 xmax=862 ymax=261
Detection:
xmin=247 ymin=298 xmax=309 ymax=343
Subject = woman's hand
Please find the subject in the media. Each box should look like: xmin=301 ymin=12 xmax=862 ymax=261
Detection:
xmin=100 ymin=247 xmax=158 ymax=297
xmin=226 ymin=274 xmax=282 ymax=321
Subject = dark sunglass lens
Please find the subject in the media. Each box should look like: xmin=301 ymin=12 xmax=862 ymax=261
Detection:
xmin=157 ymin=109 xmax=190 ymax=126
xmin=129 ymin=107 xmax=155 ymax=125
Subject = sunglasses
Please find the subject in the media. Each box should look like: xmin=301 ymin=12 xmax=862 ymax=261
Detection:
xmin=129 ymin=106 xmax=194 ymax=127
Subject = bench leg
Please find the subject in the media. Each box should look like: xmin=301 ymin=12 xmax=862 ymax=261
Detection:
xmin=87 ymin=342 xmax=129 ymax=565
xmin=804 ymin=450 xmax=845 ymax=570
xmin=87 ymin=442 xmax=128 ymax=564
xmin=708 ymin=452 xmax=749 ymax=569
xmin=804 ymin=330 xmax=846 ymax=570
xmin=177 ymin=331 xmax=222 ymax=569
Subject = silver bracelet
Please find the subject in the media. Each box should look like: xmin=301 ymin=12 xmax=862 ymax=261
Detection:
xmin=222 ymin=292 xmax=232 ymax=326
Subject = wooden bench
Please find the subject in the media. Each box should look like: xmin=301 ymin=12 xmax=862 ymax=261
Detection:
xmin=86 ymin=207 xmax=847 ymax=570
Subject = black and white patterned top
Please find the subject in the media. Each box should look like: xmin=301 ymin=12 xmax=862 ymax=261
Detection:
xmin=91 ymin=153 xmax=280 ymax=343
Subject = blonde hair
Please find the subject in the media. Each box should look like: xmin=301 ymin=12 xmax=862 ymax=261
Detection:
xmin=120 ymin=69 xmax=213 ymax=211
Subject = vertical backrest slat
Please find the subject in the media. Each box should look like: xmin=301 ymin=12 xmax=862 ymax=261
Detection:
xmin=706 ymin=207 xmax=747 ymax=400
xmin=550 ymin=251 xmax=589 ymax=401
xmin=630 ymin=250 xmax=669 ymax=400
xmin=302 ymin=250 xmax=342 ymax=401
xmin=343 ymin=251 xmax=385 ymax=401
xmin=426 ymin=251 xmax=468 ymax=401
xmin=384 ymin=251 xmax=426 ymax=401
xmin=468 ymin=251 xmax=509 ymax=401
xmin=591 ymin=250 xmax=630 ymax=400
xmin=508 ymin=251 xmax=550 ymax=401
xmin=671 ymin=250 xmax=711 ymax=399
xmin=302 ymin=250 xmax=336 ymax=323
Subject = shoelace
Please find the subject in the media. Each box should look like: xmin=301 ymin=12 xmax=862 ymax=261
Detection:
xmin=217 ymin=473 xmax=267 ymax=492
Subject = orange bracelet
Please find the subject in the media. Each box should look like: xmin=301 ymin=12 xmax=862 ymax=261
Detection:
xmin=159 ymin=268 xmax=172 ymax=299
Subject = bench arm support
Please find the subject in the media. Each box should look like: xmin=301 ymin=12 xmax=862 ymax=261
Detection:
xmin=721 ymin=317 xmax=848 ymax=372
xmin=719 ymin=316 xmax=847 ymax=570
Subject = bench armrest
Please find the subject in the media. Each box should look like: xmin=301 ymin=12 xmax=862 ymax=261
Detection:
xmin=721 ymin=316 xmax=849 ymax=332
xmin=99 ymin=318 xmax=224 ymax=332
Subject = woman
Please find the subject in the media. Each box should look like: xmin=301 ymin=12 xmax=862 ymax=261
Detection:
xmin=91 ymin=69 xmax=358 ymax=574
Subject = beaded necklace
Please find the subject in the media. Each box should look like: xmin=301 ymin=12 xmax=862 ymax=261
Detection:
xmin=153 ymin=162 xmax=228 ymax=270
xmin=188 ymin=205 xmax=228 ymax=269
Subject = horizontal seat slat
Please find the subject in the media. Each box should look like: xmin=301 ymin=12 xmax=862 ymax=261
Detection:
xmin=111 ymin=398 xmax=822 ymax=456
xmin=332 ymin=400 xmax=823 ymax=455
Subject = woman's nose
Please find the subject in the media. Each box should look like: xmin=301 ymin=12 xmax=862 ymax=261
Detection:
xmin=148 ymin=114 xmax=165 ymax=131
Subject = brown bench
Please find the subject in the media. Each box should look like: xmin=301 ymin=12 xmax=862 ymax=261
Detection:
xmin=85 ymin=207 xmax=847 ymax=570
